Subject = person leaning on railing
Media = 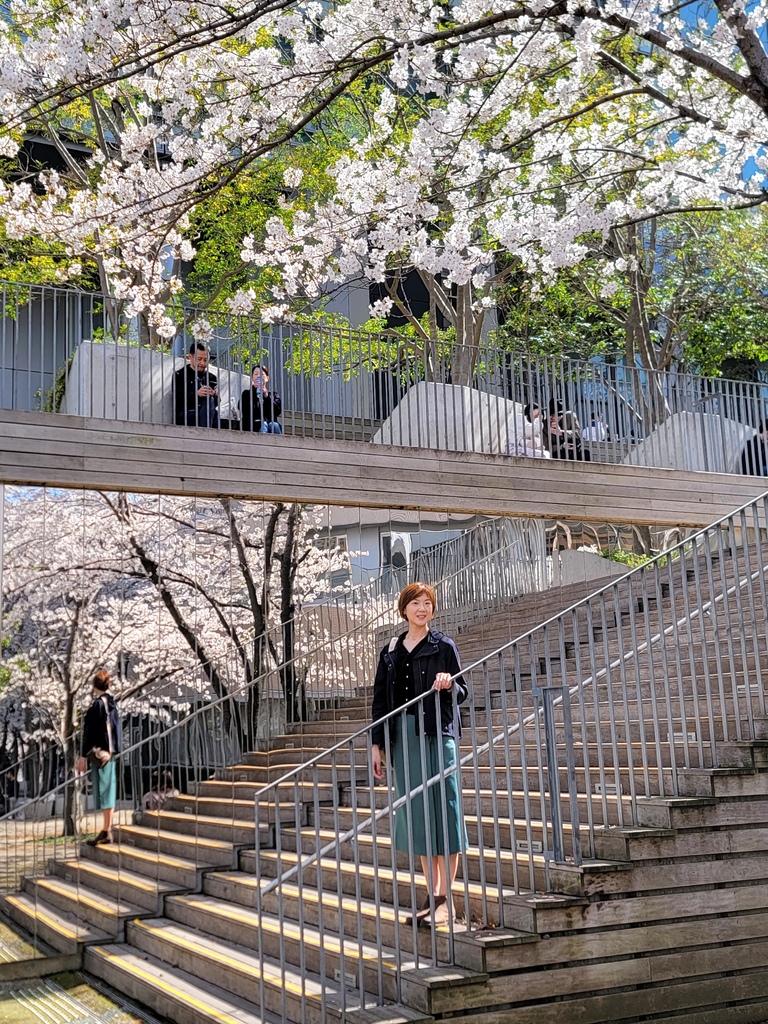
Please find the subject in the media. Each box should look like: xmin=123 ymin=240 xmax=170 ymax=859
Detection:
xmin=76 ymin=670 xmax=122 ymax=846
xmin=370 ymin=582 xmax=469 ymax=928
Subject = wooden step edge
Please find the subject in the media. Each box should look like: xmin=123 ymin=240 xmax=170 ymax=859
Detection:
xmin=85 ymin=944 xmax=272 ymax=1024
xmin=54 ymin=858 xmax=184 ymax=895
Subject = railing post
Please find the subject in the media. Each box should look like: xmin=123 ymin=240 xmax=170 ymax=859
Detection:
xmin=534 ymin=681 xmax=581 ymax=867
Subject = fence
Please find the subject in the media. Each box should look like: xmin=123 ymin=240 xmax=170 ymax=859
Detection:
xmin=1 ymin=282 xmax=767 ymax=476
xmin=247 ymin=489 xmax=768 ymax=1018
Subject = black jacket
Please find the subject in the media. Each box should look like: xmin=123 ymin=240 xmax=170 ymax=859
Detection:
xmin=371 ymin=630 xmax=468 ymax=746
xmin=81 ymin=693 xmax=122 ymax=757
xmin=544 ymin=409 xmax=584 ymax=460
xmin=173 ymin=364 xmax=219 ymax=425
xmin=741 ymin=434 xmax=768 ymax=476
xmin=240 ymin=386 xmax=282 ymax=431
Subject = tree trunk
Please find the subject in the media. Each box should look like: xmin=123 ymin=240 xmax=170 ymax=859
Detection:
xmin=62 ymin=694 xmax=78 ymax=837
xmin=624 ymin=221 xmax=668 ymax=433
xmin=279 ymin=504 xmax=304 ymax=724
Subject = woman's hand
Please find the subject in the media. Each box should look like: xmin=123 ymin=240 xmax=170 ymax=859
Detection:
xmin=433 ymin=672 xmax=453 ymax=691
xmin=372 ymin=744 xmax=384 ymax=780
xmin=76 ymin=756 xmax=87 ymax=774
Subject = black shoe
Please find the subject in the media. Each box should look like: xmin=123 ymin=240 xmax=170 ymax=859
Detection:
xmin=86 ymin=830 xmax=112 ymax=847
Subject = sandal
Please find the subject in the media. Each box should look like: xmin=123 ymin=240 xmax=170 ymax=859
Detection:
xmin=404 ymin=897 xmax=432 ymax=926
xmin=422 ymin=895 xmax=450 ymax=928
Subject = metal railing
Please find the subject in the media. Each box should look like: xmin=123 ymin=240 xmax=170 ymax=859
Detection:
xmin=1 ymin=281 xmax=767 ymax=476
xmin=0 ymin=518 xmax=548 ymax=969
xmin=0 ymin=513 xmax=547 ymax=806
xmin=247 ymin=490 xmax=768 ymax=1019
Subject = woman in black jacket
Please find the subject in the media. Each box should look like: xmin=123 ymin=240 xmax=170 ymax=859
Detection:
xmin=240 ymin=366 xmax=282 ymax=433
xmin=76 ymin=670 xmax=121 ymax=846
xmin=371 ymin=582 xmax=468 ymax=927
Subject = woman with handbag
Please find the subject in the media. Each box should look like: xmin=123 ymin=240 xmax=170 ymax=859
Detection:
xmin=76 ymin=670 xmax=121 ymax=846
xmin=371 ymin=582 xmax=468 ymax=927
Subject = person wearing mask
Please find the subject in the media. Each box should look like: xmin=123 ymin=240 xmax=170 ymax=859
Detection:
xmin=371 ymin=582 xmax=468 ymax=928
xmin=240 ymin=365 xmax=282 ymax=433
xmin=173 ymin=342 xmax=219 ymax=428
xmin=77 ymin=670 xmax=121 ymax=846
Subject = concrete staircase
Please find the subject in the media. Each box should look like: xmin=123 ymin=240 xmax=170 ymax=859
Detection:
xmin=3 ymin=549 xmax=768 ymax=1023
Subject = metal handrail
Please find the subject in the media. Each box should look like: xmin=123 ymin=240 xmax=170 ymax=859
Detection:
xmin=0 ymin=517 xmax=540 ymax=833
xmin=248 ymin=487 xmax=768 ymax=1012
xmin=254 ymin=486 xmax=767 ymax=803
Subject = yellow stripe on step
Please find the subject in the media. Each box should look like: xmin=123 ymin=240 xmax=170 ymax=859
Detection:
xmin=134 ymin=923 xmax=317 ymax=999
xmin=71 ymin=865 xmax=157 ymax=893
xmin=37 ymin=884 xmax=128 ymax=915
xmin=180 ymin=899 xmax=387 ymax=963
xmin=4 ymin=896 xmax=77 ymax=940
xmin=92 ymin=947 xmax=252 ymax=1024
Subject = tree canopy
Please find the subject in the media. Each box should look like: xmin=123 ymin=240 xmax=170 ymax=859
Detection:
xmin=0 ymin=0 xmax=765 ymax=360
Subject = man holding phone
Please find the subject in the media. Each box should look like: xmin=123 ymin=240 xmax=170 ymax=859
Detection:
xmin=174 ymin=341 xmax=219 ymax=428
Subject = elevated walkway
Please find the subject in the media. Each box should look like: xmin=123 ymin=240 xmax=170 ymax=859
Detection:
xmin=2 ymin=410 xmax=767 ymax=526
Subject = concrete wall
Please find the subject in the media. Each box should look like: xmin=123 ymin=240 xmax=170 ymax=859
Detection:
xmin=60 ymin=342 xmax=250 ymax=422
xmin=372 ymin=381 xmax=535 ymax=454
xmin=551 ymin=549 xmax=630 ymax=588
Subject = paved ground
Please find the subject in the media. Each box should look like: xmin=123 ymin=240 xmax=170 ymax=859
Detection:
xmin=0 ymin=971 xmax=158 ymax=1023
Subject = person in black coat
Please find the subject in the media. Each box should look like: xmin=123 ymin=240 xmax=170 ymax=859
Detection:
xmin=240 ymin=366 xmax=282 ymax=433
xmin=173 ymin=342 xmax=219 ymax=427
xmin=76 ymin=670 xmax=121 ymax=846
xmin=544 ymin=398 xmax=590 ymax=461
xmin=741 ymin=423 xmax=768 ymax=476
xmin=371 ymin=582 xmax=468 ymax=927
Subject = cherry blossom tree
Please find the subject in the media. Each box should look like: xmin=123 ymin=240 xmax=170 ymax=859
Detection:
xmin=0 ymin=0 xmax=763 ymax=346
xmin=0 ymin=486 xmax=347 ymax=828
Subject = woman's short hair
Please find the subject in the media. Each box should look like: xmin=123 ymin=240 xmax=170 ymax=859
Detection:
xmin=398 ymin=582 xmax=437 ymax=618
xmin=92 ymin=670 xmax=111 ymax=692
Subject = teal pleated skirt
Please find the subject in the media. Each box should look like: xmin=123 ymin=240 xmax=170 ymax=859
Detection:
xmin=91 ymin=759 xmax=116 ymax=811
xmin=391 ymin=714 xmax=467 ymax=856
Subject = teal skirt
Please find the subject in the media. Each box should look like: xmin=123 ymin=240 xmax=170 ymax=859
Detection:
xmin=91 ymin=758 xmax=116 ymax=811
xmin=391 ymin=715 xmax=467 ymax=856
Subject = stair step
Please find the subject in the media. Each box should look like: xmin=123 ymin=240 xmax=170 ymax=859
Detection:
xmin=140 ymin=808 xmax=272 ymax=842
xmin=1 ymin=891 xmax=110 ymax=954
xmin=87 ymin=941 xmax=432 ymax=1024
xmin=128 ymin=915 xmax=367 ymax=1021
xmin=236 ymin=852 xmax=518 ymax=926
xmin=23 ymin=875 xmax=146 ymax=939
xmin=163 ymin=893 xmax=421 ymax=1000
xmin=51 ymin=857 xmax=184 ymax=913
xmin=86 ymin=840 xmax=216 ymax=890
xmin=114 ymin=824 xmax=237 ymax=866
xmin=85 ymin=943 xmax=273 ymax=1024
xmin=202 ymin=872 xmax=521 ymax=961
